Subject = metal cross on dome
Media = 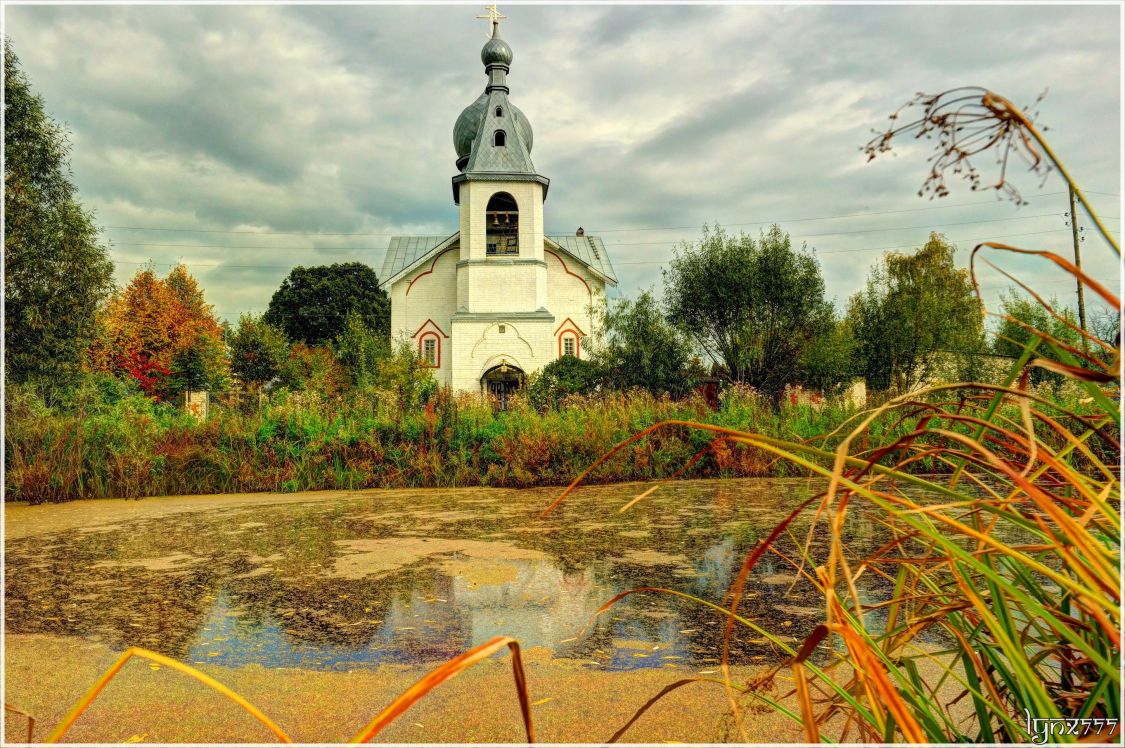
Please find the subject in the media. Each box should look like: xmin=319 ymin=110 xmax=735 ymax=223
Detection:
xmin=476 ymin=4 xmax=506 ymax=36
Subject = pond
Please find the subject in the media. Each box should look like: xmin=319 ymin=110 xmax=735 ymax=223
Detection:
xmin=5 ymin=479 xmax=889 ymax=674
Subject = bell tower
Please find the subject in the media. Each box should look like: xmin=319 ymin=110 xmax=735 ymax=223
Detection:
xmin=450 ymin=8 xmax=550 ymax=314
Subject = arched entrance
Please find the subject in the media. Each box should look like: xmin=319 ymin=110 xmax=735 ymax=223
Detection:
xmin=481 ymin=362 xmax=524 ymax=410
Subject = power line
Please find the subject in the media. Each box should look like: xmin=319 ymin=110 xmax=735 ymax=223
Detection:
xmin=206 ymin=278 xmax=1107 ymax=320
xmin=105 ymin=212 xmax=1118 ymax=254
xmin=611 ymin=228 xmax=1077 ymax=265
xmin=111 ymin=228 xmax=1103 ymax=273
xmin=601 ymin=212 xmax=1118 ymax=247
xmin=100 ymin=188 xmax=1121 ymax=239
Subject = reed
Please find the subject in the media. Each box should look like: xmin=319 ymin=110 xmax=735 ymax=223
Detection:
xmin=36 ymin=638 xmax=534 ymax=744
xmin=541 ymin=87 xmax=1121 ymax=743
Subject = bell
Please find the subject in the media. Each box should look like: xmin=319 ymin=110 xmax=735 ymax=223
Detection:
xmin=492 ymin=213 xmax=501 ymax=227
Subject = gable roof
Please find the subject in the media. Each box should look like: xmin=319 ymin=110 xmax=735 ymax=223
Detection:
xmin=380 ymin=233 xmax=458 ymax=288
xmin=380 ymin=232 xmax=617 ymax=289
xmin=545 ymin=235 xmax=617 ymax=285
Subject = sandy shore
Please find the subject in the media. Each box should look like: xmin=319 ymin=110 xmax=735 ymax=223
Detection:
xmin=4 ymin=633 xmax=804 ymax=744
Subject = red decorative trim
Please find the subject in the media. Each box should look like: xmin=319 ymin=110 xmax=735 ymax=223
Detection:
xmin=545 ymin=249 xmax=592 ymax=294
xmin=406 ymin=248 xmax=455 ymax=296
xmin=418 ymin=332 xmax=441 ymax=368
xmin=557 ymin=328 xmax=581 ymax=359
xmin=412 ymin=319 xmax=449 ymax=339
xmin=553 ymin=316 xmax=587 ymax=337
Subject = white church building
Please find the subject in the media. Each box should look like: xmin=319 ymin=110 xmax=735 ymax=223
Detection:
xmin=380 ymin=12 xmax=617 ymax=401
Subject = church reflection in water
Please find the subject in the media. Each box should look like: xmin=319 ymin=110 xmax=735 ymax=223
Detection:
xmin=6 ymin=479 xmax=905 ymax=672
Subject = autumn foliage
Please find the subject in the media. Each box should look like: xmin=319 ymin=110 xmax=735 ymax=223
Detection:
xmin=88 ymin=264 xmax=229 ymax=400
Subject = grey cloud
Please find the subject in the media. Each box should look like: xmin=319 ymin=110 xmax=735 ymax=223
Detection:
xmin=5 ymin=4 xmax=1119 ymax=322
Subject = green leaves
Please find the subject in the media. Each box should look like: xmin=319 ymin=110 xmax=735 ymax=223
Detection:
xmin=594 ymin=290 xmax=695 ymax=398
xmin=229 ymin=314 xmax=289 ymax=390
xmin=4 ymin=39 xmax=114 ymax=387
xmin=264 ymin=263 xmax=390 ymax=347
xmin=848 ymin=232 xmax=985 ymax=393
xmin=663 ymin=225 xmax=841 ymax=401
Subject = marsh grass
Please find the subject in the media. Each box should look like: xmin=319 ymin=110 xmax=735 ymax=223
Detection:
xmin=539 ymin=88 xmax=1122 ymax=743
xmin=6 ymin=386 xmax=869 ymax=503
xmin=7 ymin=86 xmax=1119 ymax=746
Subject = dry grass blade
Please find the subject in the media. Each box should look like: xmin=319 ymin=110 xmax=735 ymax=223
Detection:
xmin=348 ymin=635 xmax=534 ymax=743
xmin=44 ymin=647 xmax=292 ymax=743
xmin=792 ymin=625 xmax=829 ymax=744
xmin=620 ymin=484 xmax=661 ymax=513
xmin=604 ymin=678 xmax=717 ymax=743
xmin=5 ymin=702 xmax=36 ymax=743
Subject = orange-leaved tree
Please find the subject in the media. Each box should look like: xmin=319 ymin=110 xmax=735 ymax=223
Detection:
xmin=88 ymin=264 xmax=229 ymax=400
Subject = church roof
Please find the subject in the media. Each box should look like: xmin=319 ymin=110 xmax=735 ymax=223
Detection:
xmin=545 ymin=235 xmax=617 ymax=284
xmin=380 ymin=232 xmax=617 ymax=289
xmin=450 ymin=19 xmax=544 ymax=204
xmin=380 ymin=233 xmax=459 ymax=287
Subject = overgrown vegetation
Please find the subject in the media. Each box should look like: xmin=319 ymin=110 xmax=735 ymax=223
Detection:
xmin=5 ymin=379 xmax=858 ymax=503
xmin=540 ymin=85 xmax=1121 ymax=744
xmin=4 ymin=39 xmax=114 ymax=388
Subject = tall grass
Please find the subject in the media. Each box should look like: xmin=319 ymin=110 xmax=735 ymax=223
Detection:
xmin=5 ymin=383 xmax=880 ymax=503
xmin=540 ymin=88 xmax=1122 ymax=743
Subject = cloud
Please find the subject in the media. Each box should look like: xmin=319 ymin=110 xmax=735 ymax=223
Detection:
xmin=5 ymin=4 xmax=1120 ymax=321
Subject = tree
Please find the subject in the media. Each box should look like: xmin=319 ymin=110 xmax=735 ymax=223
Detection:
xmin=276 ymin=344 xmax=348 ymax=398
xmin=848 ymin=233 xmax=985 ymax=393
xmin=1089 ymin=306 xmax=1121 ymax=369
xmin=992 ymin=292 xmax=1082 ymax=388
xmin=799 ymin=317 xmax=859 ymax=397
xmin=334 ymin=310 xmax=389 ymax=389
xmin=664 ymin=224 xmax=835 ymax=402
xmin=594 ymin=290 xmax=695 ymax=397
xmin=88 ymin=264 xmax=229 ymax=399
xmin=527 ymin=355 xmax=602 ymax=410
xmin=229 ymin=313 xmax=289 ymax=391
xmin=4 ymin=39 xmax=114 ymax=386
xmin=265 ymin=263 xmax=390 ymax=346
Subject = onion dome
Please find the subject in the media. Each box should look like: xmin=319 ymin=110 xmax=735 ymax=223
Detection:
xmin=452 ymin=22 xmax=534 ymax=172
xmin=481 ymin=35 xmax=513 ymax=66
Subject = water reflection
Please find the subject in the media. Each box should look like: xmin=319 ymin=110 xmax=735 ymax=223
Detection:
xmin=5 ymin=479 xmax=889 ymax=671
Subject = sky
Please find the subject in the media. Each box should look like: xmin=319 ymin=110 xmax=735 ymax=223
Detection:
xmin=5 ymin=3 xmax=1122 ymax=326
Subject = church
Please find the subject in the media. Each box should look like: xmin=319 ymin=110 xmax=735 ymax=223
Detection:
xmin=380 ymin=10 xmax=617 ymax=402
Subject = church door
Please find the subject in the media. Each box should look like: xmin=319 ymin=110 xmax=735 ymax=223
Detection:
xmin=481 ymin=363 xmax=524 ymax=410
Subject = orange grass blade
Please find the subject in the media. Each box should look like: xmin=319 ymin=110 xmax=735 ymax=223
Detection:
xmin=5 ymin=703 xmax=36 ymax=743
xmin=349 ymin=635 xmax=534 ymax=743
xmin=970 ymin=243 xmax=1120 ymax=308
xmin=838 ymin=624 xmax=927 ymax=743
xmin=44 ymin=647 xmax=292 ymax=743
xmin=792 ymin=625 xmax=829 ymax=744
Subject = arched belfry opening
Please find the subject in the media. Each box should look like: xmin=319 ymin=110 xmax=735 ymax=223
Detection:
xmin=486 ymin=192 xmax=519 ymax=255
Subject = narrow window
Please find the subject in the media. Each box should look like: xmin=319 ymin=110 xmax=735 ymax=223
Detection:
xmin=563 ymin=336 xmax=576 ymax=357
xmin=485 ymin=192 xmax=518 ymax=255
xmin=423 ymin=337 xmax=438 ymax=367
xmin=494 ymin=130 xmax=506 ymax=147
xmin=498 ymin=324 xmax=506 ymax=334
xmin=495 ymin=106 xmax=503 ymax=117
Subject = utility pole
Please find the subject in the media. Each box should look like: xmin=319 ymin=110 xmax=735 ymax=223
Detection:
xmin=1067 ymin=185 xmax=1088 ymax=347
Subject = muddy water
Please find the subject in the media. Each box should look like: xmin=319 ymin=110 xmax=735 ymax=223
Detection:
xmin=5 ymin=479 xmax=887 ymax=673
